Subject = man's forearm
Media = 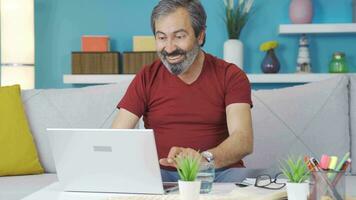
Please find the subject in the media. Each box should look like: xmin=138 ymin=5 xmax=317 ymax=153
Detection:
xmin=208 ymin=130 xmax=253 ymax=168
xmin=111 ymin=108 xmax=139 ymax=129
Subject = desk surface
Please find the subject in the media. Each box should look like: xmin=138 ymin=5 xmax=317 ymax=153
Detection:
xmin=22 ymin=176 xmax=356 ymax=200
xmin=21 ymin=182 xmax=237 ymax=200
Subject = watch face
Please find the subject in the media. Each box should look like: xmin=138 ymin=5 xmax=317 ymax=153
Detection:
xmin=202 ymin=151 xmax=214 ymax=162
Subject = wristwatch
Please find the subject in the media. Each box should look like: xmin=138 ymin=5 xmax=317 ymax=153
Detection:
xmin=201 ymin=151 xmax=214 ymax=162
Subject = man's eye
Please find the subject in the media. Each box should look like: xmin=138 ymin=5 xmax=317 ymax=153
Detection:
xmin=176 ymin=35 xmax=186 ymax=39
xmin=157 ymin=36 xmax=166 ymax=41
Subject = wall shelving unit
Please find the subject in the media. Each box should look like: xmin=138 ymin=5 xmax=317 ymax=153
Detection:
xmin=63 ymin=23 xmax=356 ymax=85
xmin=279 ymin=23 xmax=356 ymax=34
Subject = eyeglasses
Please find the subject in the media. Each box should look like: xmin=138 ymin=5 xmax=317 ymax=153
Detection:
xmin=255 ymin=172 xmax=286 ymax=190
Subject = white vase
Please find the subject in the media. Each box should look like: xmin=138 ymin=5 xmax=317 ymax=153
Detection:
xmin=178 ymin=180 xmax=201 ymax=200
xmin=286 ymin=182 xmax=309 ymax=200
xmin=223 ymin=39 xmax=243 ymax=70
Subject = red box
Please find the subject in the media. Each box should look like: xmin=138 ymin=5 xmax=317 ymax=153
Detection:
xmin=81 ymin=35 xmax=110 ymax=52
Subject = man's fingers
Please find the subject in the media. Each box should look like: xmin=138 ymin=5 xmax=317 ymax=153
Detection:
xmin=159 ymin=158 xmax=169 ymax=166
xmin=180 ymin=148 xmax=200 ymax=158
xmin=159 ymin=158 xmax=176 ymax=167
xmin=161 ymin=147 xmax=201 ymax=168
xmin=167 ymin=146 xmax=181 ymax=161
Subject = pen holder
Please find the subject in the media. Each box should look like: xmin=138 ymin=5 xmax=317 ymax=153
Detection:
xmin=309 ymin=171 xmax=345 ymax=200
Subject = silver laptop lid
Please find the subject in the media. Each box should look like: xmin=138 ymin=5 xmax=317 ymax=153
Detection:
xmin=47 ymin=128 xmax=164 ymax=194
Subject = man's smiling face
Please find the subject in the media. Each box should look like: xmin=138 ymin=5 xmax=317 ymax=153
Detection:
xmin=154 ymin=8 xmax=203 ymax=75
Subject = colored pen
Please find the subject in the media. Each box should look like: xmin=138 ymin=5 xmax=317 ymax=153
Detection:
xmin=309 ymin=157 xmax=321 ymax=171
xmin=328 ymin=156 xmax=338 ymax=171
xmin=305 ymin=156 xmax=315 ymax=171
xmin=329 ymin=152 xmax=350 ymax=180
xmin=320 ymin=154 xmax=330 ymax=170
xmin=335 ymin=152 xmax=350 ymax=172
xmin=332 ymin=159 xmax=351 ymax=186
xmin=341 ymin=158 xmax=351 ymax=171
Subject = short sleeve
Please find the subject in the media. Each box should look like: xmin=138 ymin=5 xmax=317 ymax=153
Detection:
xmin=224 ymin=66 xmax=252 ymax=107
xmin=117 ymin=71 xmax=147 ymax=118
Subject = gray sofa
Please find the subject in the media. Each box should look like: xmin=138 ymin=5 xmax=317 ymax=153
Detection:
xmin=1 ymin=75 xmax=355 ymax=200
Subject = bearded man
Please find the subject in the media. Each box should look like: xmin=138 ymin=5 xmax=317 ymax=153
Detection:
xmin=112 ymin=0 xmax=253 ymax=182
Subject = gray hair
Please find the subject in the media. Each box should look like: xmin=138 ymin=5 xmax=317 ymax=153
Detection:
xmin=151 ymin=0 xmax=207 ymax=46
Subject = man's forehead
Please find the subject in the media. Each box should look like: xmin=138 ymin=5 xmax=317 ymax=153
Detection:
xmin=154 ymin=8 xmax=193 ymax=34
xmin=156 ymin=29 xmax=188 ymax=35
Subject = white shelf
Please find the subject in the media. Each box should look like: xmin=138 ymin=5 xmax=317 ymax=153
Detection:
xmin=63 ymin=74 xmax=348 ymax=84
xmin=247 ymin=73 xmax=344 ymax=83
xmin=279 ymin=23 xmax=356 ymax=34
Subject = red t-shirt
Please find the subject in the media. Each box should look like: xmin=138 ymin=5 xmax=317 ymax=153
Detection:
xmin=118 ymin=53 xmax=252 ymax=169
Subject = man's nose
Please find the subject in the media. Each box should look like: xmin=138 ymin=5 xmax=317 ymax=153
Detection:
xmin=164 ymin=39 xmax=177 ymax=54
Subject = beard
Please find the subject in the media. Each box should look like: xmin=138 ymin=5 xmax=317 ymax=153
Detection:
xmin=157 ymin=42 xmax=200 ymax=75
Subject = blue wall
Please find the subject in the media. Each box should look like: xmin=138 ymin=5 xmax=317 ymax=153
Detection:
xmin=35 ymin=0 xmax=356 ymax=89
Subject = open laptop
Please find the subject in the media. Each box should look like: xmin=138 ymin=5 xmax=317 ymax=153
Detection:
xmin=47 ymin=128 xmax=177 ymax=194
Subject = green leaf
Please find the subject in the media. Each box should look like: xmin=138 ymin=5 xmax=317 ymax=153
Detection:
xmin=175 ymin=154 xmax=202 ymax=181
xmin=279 ymin=155 xmax=310 ymax=183
xmin=222 ymin=0 xmax=254 ymax=39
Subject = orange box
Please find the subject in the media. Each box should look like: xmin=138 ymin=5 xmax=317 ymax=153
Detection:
xmin=81 ymin=35 xmax=110 ymax=52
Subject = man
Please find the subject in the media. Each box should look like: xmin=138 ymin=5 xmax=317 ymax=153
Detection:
xmin=112 ymin=0 xmax=253 ymax=182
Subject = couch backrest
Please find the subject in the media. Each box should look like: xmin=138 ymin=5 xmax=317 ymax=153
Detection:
xmin=21 ymin=75 xmax=354 ymax=175
xmin=245 ymin=75 xmax=351 ymax=175
xmin=22 ymin=79 xmax=133 ymax=173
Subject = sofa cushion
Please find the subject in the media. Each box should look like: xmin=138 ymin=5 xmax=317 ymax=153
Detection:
xmin=0 ymin=173 xmax=57 ymax=200
xmin=244 ymin=75 xmax=350 ymax=174
xmin=350 ymin=75 xmax=356 ymax=175
xmin=22 ymin=81 xmax=133 ymax=173
xmin=0 ymin=85 xmax=44 ymax=176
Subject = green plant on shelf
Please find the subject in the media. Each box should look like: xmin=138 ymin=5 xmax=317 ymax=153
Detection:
xmin=223 ymin=0 xmax=255 ymax=39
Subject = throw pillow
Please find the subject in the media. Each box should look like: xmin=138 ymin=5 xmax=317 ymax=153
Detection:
xmin=0 ymin=85 xmax=43 ymax=176
xmin=245 ymin=75 xmax=350 ymax=174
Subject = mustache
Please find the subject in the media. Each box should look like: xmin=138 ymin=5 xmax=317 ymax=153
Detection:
xmin=160 ymin=48 xmax=186 ymax=57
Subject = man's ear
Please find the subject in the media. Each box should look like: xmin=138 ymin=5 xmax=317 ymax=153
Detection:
xmin=198 ymin=30 xmax=206 ymax=46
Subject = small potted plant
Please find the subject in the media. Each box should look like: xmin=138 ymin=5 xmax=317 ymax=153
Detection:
xmin=260 ymin=40 xmax=280 ymax=73
xmin=175 ymin=153 xmax=202 ymax=200
xmin=280 ymin=156 xmax=310 ymax=200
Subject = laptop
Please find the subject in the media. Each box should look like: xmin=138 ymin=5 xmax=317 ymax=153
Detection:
xmin=47 ymin=128 xmax=177 ymax=194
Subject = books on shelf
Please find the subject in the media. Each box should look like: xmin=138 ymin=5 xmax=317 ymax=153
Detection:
xmin=133 ymin=36 xmax=156 ymax=52
xmin=123 ymin=51 xmax=158 ymax=74
xmin=71 ymin=52 xmax=120 ymax=74
xmin=81 ymin=35 xmax=110 ymax=52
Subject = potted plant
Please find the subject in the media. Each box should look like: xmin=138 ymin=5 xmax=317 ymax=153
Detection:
xmin=259 ymin=40 xmax=280 ymax=73
xmin=223 ymin=0 xmax=254 ymax=70
xmin=175 ymin=153 xmax=202 ymax=200
xmin=280 ymin=156 xmax=310 ymax=200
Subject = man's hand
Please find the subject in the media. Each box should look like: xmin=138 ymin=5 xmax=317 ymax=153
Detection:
xmin=159 ymin=147 xmax=201 ymax=168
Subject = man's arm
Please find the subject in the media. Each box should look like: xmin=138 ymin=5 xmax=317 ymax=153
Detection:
xmin=111 ymin=108 xmax=140 ymax=129
xmin=208 ymin=103 xmax=253 ymax=168
xmin=159 ymin=103 xmax=253 ymax=169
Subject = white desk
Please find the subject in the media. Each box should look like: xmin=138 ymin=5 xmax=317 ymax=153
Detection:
xmin=21 ymin=176 xmax=356 ymax=200
xmin=21 ymin=182 xmax=236 ymax=200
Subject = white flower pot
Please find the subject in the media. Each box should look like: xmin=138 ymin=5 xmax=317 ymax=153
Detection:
xmin=286 ymin=182 xmax=309 ymax=200
xmin=178 ymin=180 xmax=201 ymax=200
xmin=223 ymin=39 xmax=244 ymax=70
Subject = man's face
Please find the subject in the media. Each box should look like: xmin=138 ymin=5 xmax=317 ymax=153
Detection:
xmin=154 ymin=8 xmax=204 ymax=75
